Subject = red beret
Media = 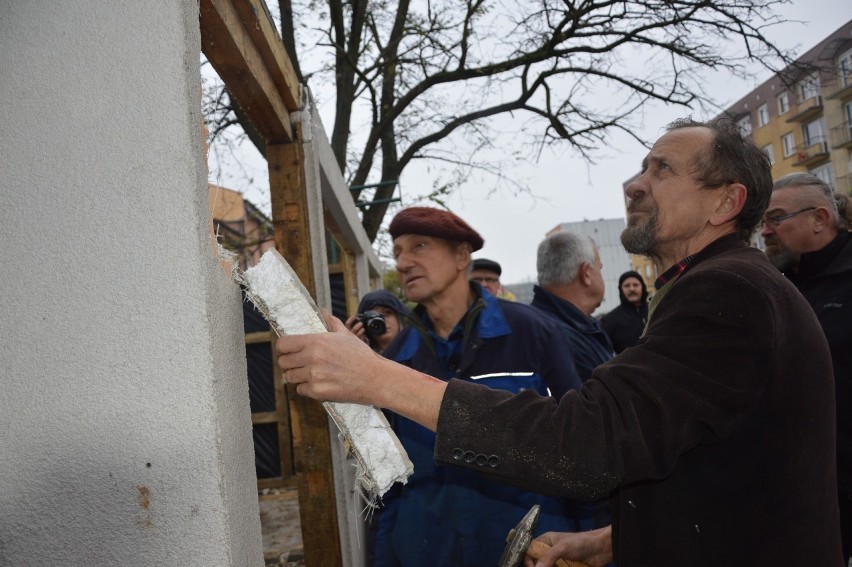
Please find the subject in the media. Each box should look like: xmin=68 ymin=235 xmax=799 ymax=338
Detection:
xmin=389 ymin=207 xmax=484 ymax=251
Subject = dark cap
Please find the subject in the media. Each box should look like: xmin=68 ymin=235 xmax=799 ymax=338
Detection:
xmin=471 ymin=258 xmax=501 ymax=276
xmin=388 ymin=207 xmax=484 ymax=251
xmin=358 ymin=290 xmax=412 ymax=317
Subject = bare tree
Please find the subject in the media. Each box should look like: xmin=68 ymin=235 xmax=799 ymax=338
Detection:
xmin=206 ymin=0 xmax=794 ymax=241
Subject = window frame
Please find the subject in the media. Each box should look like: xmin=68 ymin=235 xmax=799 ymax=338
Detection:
xmin=762 ymin=143 xmax=775 ymax=165
xmin=782 ymin=132 xmax=796 ymax=157
xmin=777 ymin=91 xmax=789 ymax=114
xmin=757 ymin=103 xmax=769 ymax=127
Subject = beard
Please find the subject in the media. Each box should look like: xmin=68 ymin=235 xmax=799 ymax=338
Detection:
xmin=622 ymin=205 xmax=659 ymax=256
xmin=764 ymin=243 xmax=797 ymax=272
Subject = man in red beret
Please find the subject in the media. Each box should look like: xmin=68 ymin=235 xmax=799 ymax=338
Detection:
xmin=364 ymin=206 xmax=586 ymax=566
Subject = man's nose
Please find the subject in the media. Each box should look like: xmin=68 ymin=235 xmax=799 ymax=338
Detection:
xmin=395 ymin=252 xmax=413 ymax=272
xmin=760 ymin=223 xmax=773 ymax=238
xmin=625 ymin=177 xmax=647 ymax=200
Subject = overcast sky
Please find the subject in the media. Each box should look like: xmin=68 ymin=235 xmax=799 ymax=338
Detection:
xmin=208 ymin=0 xmax=851 ymax=285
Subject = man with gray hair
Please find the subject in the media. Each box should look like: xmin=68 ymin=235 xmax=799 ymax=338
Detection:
xmin=531 ymin=232 xmax=614 ymax=383
xmin=530 ymin=231 xmax=615 ymax=538
xmin=761 ymin=173 xmax=852 ymax=562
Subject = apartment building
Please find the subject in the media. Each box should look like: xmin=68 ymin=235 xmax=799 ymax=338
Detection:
xmin=625 ymin=19 xmax=852 ymax=284
xmin=723 ymin=20 xmax=852 ymax=193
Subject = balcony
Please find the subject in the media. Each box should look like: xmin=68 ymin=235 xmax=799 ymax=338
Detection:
xmin=792 ymin=139 xmax=829 ymax=167
xmin=829 ymin=120 xmax=852 ymax=149
xmin=786 ymin=95 xmax=824 ymax=123
xmin=827 ymin=73 xmax=852 ymax=101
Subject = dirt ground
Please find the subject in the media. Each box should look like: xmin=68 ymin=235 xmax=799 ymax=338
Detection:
xmin=259 ymin=488 xmax=304 ymax=567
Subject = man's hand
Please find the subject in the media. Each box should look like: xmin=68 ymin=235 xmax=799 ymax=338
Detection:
xmin=275 ymin=312 xmax=383 ymax=405
xmin=523 ymin=525 xmax=613 ymax=567
xmin=343 ymin=313 xmax=369 ymax=344
xmin=275 ymin=310 xmax=448 ymax=430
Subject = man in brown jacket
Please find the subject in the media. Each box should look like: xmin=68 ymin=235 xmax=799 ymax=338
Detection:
xmin=276 ymin=119 xmax=843 ymax=566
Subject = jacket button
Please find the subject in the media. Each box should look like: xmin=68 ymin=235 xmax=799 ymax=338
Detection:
xmin=463 ymin=451 xmax=475 ymax=463
xmin=475 ymin=454 xmax=487 ymax=467
xmin=451 ymin=448 xmax=464 ymax=461
xmin=487 ymin=455 xmax=500 ymax=468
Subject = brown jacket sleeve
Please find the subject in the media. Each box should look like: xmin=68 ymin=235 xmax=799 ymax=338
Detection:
xmin=434 ymin=263 xmax=778 ymax=499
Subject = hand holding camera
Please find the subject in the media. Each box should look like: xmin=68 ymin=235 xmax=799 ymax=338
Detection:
xmin=355 ymin=310 xmax=387 ymax=338
xmin=345 ymin=310 xmax=387 ymax=345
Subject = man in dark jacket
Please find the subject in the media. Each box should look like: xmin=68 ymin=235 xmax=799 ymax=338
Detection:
xmin=371 ymin=206 xmax=584 ymax=566
xmin=530 ymin=231 xmax=614 ymax=536
xmin=276 ymin=119 xmax=843 ymax=565
xmin=761 ymin=172 xmax=852 ymax=562
xmin=531 ymin=231 xmax=614 ymax=383
xmin=600 ymin=270 xmax=648 ymax=353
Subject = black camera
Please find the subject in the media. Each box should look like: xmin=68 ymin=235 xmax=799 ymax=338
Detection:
xmin=356 ymin=310 xmax=387 ymax=338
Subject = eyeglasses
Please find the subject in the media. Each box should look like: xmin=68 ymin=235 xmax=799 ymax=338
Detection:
xmin=758 ymin=206 xmax=816 ymax=229
xmin=472 ymin=276 xmax=499 ymax=283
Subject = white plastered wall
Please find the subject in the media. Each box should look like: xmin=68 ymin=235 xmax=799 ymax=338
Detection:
xmin=0 ymin=2 xmax=263 ymax=565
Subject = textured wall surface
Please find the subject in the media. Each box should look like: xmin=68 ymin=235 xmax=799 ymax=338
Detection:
xmin=0 ymin=1 xmax=263 ymax=565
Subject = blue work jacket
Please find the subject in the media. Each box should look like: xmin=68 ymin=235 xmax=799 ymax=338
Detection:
xmin=373 ymin=285 xmax=584 ymax=567
xmin=530 ymin=285 xmax=615 ymax=383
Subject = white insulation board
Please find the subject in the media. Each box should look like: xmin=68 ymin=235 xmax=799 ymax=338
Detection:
xmin=238 ymin=249 xmax=413 ymax=501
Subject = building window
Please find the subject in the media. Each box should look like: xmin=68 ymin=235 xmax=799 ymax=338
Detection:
xmin=838 ymin=48 xmax=852 ymax=90
xmin=798 ymin=71 xmax=820 ymax=101
xmin=777 ymin=91 xmax=789 ymax=114
xmin=762 ymin=143 xmax=775 ymax=165
xmin=737 ymin=115 xmax=752 ymax=136
xmin=803 ymin=118 xmax=826 ymax=147
xmin=757 ymin=104 xmax=769 ymax=127
xmin=782 ymin=133 xmax=796 ymax=157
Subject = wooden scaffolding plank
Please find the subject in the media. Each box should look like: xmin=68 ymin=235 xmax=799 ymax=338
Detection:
xmin=200 ymin=0 xmax=296 ymax=144
xmin=268 ymin=140 xmax=343 ymax=567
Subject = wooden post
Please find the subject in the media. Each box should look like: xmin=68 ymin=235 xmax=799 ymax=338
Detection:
xmin=268 ymin=141 xmax=343 ymax=567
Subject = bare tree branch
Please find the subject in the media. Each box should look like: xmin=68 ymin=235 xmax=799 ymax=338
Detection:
xmin=203 ymin=0 xmax=795 ymax=241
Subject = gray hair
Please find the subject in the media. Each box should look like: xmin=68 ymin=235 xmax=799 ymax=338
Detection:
xmin=773 ymin=173 xmax=840 ymax=226
xmin=537 ymin=232 xmax=596 ymax=286
xmin=835 ymin=192 xmax=852 ymax=231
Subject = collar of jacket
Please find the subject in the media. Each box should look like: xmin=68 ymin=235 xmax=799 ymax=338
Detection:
xmin=394 ymin=283 xmax=511 ymax=361
xmin=531 ymin=285 xmax=601 ymax=334
xmin=668 ymin=232 xmax=744 ymax=279
xmin=794 ymin=231 xmax=852 ymax=283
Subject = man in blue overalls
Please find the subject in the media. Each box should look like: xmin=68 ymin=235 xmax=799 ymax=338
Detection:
xmin=372 ymin=206 xmax=585 ymax=566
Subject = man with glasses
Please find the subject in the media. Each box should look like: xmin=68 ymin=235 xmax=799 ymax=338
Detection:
xmin=470 ymin=257 xmax=515 ymax=300
xmin=762 ymin=173 xmax=852 ymax=563
xmin=276 ymin=120 xmax=842 ymax=565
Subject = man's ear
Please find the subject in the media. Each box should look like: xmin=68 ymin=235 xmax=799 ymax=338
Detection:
xmin=579 ymin=262 xmax=592 ymax=286
xmin=709 ymin=183 xmax=747 ymax=227
xmin=812 ymin=206 xmax=831 ymax=233
xmin=456 ymin=242 xmax=473 ymax=267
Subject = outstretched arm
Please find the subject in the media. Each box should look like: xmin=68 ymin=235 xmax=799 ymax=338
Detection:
xmin=275 ymin=312 xmax=447 ymax=431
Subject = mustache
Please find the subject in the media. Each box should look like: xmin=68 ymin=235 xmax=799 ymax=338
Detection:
xmin=627 ymin=197 xmax=651 ymax=214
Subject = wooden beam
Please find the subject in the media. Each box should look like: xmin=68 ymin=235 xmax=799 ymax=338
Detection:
xmin=200 ymin=0 xmax=297 ymax=144
xmin=268 ymin=141 xmax=343 ymax=567
xmin=231 ymin=0 xmax=300 ymax=110
xmin=244 ymin=330 xmax=274 ymax=344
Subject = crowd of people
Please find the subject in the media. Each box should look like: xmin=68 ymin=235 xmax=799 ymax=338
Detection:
xmin=283 ymin=117 xmax=850 ymax=566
